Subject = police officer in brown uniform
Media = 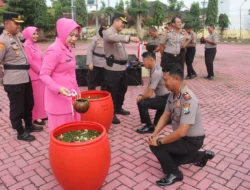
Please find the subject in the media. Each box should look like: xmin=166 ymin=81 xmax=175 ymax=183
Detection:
xmin=164 ymin=22 xmax=173 ymax=32
xmin=103 ymin=13 xmax=140 ymax=124
xmin=87 ymin=25 xmax=109 ymax=90
xmin=136 ymin=52 xmax=170 ymax=134
xmin=148 ymin=65 xmax=215 ymax=186
xmin=0 ymin=12 xmax=43 ymax=142
xmin=148 ymin=27 xmax=161 ymax=53
xmin=184 ymin=24 xmax=197 ymax=79
xmin=203 ymin=25 xmax=219 ymax=80
xmin=160 ymin=17 xmax=189 ymax=73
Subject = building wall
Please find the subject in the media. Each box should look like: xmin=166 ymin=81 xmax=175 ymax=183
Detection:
xmin=219 ymin=0 xmax=250 ymax=30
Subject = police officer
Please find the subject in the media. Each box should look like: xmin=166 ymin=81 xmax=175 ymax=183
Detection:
xmin=136 ymin=51 xmax=170 ymax=134
xmin=87 ymin=25 xmax=109 ymax=90
xmin=148 ymin=27 xmax=160 ymax=53
xmin=164 ymin=22 xmax=173 ymax=32
xmin=160 ymin=17 xmax=189 ymax=73
xmin=203 ymin=25 xmax=219 ymax=80
xmin=103 ymin=13 xmax=140 ymax=124
xmin=148 ymin=65 xmax=215 ymax=186
xmin=0 ymin=12 xmax=43 ymax=142
xmin=184 ymin=24 xmax=197 ymax=79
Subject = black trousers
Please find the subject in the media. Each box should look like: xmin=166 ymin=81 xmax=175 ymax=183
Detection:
xmin=205 ymin=48 xmax=217 ymax=77
xmin=161 ymin=52 xmax=181 ymax=72
xmin=150 ymin=136 xmax=205 ymax=175
xmin=185 ymin=47 xmax=197 ymax=76
xmin=137 ymin=94 xmax=169 ymax=126
xmin=87 ymin=66 xmax=106 ymax=90
xmin=180 ymin=48 xmax=186 ymax=72
xmin=105 ymin=69 xmax=128 ymax=112
xmin=4 ymin=81 xmax=34 ymax=134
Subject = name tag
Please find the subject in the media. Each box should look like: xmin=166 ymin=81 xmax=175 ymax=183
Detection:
xmin=66 ymin=59 xmax=71 ymax=62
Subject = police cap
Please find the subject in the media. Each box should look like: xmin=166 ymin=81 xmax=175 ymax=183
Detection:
xmin=3 ymin=12 xmax=24 ymax=23
xmin=112 ymin=13 xmax=128 ymax=23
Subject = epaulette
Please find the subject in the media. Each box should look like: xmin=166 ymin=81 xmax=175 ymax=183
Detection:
xmin=182 ymin=92 xmax=191 ymax=101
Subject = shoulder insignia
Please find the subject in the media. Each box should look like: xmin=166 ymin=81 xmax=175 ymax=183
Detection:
xmin=182 ymin=92 xmax=191 ymax=101
xmin=0 ymin=42 xmax=5 ymax=51
xmin=183 ymin=103 xmax=190 ymax=114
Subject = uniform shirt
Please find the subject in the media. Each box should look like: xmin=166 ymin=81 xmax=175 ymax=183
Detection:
xmin=160 ymin=30 xmax=187 ymax=55
xmin=187 ymin=31 xmax=197 ymax=46
xmin=150 ymin=35 xmax=161 ymax=48
xmin=86 ymin=35 xmax=106 ymax=68
xmin=149 ymin=64 xmax=169 ymax=96
xmin=165 ymin=85 xmax=204 ymax=137
xmin=0 ymin=30 xmax=29 ymax=85
xmin=205 ymin=32 xmax=219 ymax=49
xmin=103 ymin=26 xmax=130 ymax=71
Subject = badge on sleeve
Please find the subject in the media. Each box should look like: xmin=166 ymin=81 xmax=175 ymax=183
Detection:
xmin=183 ymin=103 xmax=190 ymax=114
xmin=182 ymin=92 xmax=191 ymax=101
xmin=0 ymin=42 xmax=5 ymax=51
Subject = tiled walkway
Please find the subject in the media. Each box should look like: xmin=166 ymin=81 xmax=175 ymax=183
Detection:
xmin=0 ymin=43 xmax=250 ymax=190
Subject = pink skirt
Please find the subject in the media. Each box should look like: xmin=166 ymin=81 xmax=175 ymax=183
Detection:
xmin=31 ymin=80 xmax=47 ymax=120
xmin=47 ymin=112 xmax=80 ymax=133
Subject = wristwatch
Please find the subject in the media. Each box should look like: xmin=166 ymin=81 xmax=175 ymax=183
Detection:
xmin=157 ymin=138 xmax=163 ymax=146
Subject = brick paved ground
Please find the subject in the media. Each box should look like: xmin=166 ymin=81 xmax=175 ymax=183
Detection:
xmin=0 ymin=43 xmax=250 ymax=190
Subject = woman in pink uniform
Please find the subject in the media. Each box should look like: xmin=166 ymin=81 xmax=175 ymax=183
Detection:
xmin=22 ymin=27 xmax=46 ymax=126
xmin=40 ymin=18 xmax=81 ymax=132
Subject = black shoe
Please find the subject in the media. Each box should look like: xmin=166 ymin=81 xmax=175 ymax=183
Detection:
xmin=112 ymin=115 xmax=120 ymax=124
xmin=192 ymin=74 xmax=197 ymax=78
xmin=194 ymin=150 xmax=215 ymax=167
xmin=115 ymin=108 xmax=130 ymax=115
xmin=185 ymin=76 xmax=192 ymax=80
xmin=26 ymin=125 xmax=43 ymax=133
xmin=17 ymin=131 xmax=35 ymax=142
xmin=136 ymin=124 xmax=155 ymax=134
xmin=204 ymin=75 xmax=209 ymax=79
xmin=208 ymin=76 xmax=214 ymax=80
xmin=156 ymin=172 xmax=183 ymax=186
xmin=33 ymin=120 xmax=46 ymax=125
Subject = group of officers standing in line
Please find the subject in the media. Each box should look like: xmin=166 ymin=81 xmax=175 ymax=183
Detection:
xmin=0 ymin=11 xmax=216 ymax=186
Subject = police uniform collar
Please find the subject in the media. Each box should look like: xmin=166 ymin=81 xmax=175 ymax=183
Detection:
xmin=180 ymin=85 xmax=188 ymax=93
xmin=2 ymin=30 xmax=13 ymax=36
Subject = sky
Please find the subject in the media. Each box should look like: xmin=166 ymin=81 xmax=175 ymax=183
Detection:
xmin=46 ymin=0 xmax=204 ymax=9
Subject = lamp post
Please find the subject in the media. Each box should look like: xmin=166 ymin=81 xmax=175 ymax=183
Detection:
xmin=96 ymin=0 xmax=99 ymax=35
xmin=240 ymin=0 xmax=247 ymax=39
xmin=71 ymin=0 xmax=75 ymax=20
xmin=201 ymin=0 xmax=208 ymax=37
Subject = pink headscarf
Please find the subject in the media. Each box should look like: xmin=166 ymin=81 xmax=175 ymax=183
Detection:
xmin=22 ymin=26 xmax=38 ymax=43
xmin=56 ymin=18 xmax=81 ymax=46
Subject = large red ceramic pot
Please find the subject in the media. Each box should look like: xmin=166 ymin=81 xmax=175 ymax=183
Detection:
xmin=80 ymin=90 xmax=113 ymax=132
xmin=49 ymin=122 xmax=111 ymax=190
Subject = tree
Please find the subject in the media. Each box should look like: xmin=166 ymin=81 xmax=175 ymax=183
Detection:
xmin=3 ymin=0 xmax=37 ymax=25
xmin=218 ymin=13 xmax=230 ymax=38
xmin=51 ymin=0 xmax=71 ymax=21
xmin=75 ymin=0 xmax=88 ymax=27
xmin=127 ymin=0 xmax=148 ymax=38
xmin=167 ymin=0 xmax=184 ymax=18
xmin=0 ymin=6 xmax=8 ymax=24
xmin=184 ymin=2 xmax=203 ymax=33
xmin=34 ymin=0 xmax=48 ymax=27
xmin=115 ymin=0 xmax=124 ymax=13
xmin=205 ymin=0 xmax=218 ymax=26
xmin=153 ymin=0 xmax=165 ymax=29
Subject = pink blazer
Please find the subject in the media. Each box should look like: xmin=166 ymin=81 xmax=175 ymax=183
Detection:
xmin=40 ymin=38 xmax=79 ymax=115
xmin=22 ymin=27 xmax=43 ymax=81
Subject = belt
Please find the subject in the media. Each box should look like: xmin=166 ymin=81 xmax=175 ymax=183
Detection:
xmin=4 ymin=64 xmax=30 ymax=70
xmin=184 ymin=135 xmax=205 ymax=140
xmin=164 ymin=52 xmax=180 ymax=57
xmin=105 ymin=58 xmax=127 ymax=65
xmin=93 ymin=52 xmax=105 ymax=58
